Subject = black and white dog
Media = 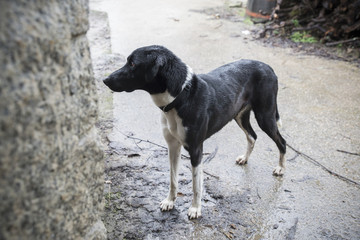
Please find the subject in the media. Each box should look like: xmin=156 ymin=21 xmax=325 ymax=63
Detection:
xmin=103 ymin=45 xmax=286 ymax=219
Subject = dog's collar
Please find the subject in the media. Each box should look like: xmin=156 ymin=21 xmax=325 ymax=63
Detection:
xmin=159 ymin=84 xmax=191 ymax=112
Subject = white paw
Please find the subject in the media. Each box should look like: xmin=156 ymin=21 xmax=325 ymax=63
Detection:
xmin=160 ymin=198 xmax=175 ymax=211
xmin=188 ymin=206 xmax=201 ymax=219
xmin=273 ymin=166 xmax=285 ymax=176
xmin=236 ymin=155 xmax=248 ymax=165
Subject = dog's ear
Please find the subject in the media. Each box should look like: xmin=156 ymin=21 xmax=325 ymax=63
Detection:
xmin=145 ymin=55 xmax=164 ymax=82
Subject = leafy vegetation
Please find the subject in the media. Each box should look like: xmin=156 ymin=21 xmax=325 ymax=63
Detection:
xmin=290 ymin=31 xmax=318 ymax=43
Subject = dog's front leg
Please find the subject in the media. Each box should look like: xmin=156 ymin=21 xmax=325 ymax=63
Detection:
xmin=188 ymin=146 xmax=203 ymax=219
xmin=160 ymin=128 xmax=181 ymax=211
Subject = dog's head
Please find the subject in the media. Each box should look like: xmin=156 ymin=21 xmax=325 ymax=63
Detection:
xmin=103 ymin=45 xmax=168 ymax=93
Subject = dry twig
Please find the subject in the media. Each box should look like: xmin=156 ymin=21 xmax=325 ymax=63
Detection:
xmin=287 ymin=143 xmax=360 ymax=187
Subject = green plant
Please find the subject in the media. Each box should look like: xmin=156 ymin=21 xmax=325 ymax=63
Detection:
xmin=292 ymin=19 xmax=300 ymax=27
xmin=237 ymin=8 xmax=245 ymax=17
xmin=243 ymin=17 xmax=253 ymax=25
xmin=290 ymin=31 xmax=317 ymax=43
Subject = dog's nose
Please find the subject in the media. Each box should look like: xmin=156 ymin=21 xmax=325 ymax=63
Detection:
xmin=103 ymin=77 xmax=110 ymax=86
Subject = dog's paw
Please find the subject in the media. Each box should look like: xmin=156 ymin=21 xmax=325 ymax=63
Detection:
xmin=188 ymin=206 xmax=201 ymax=219
xmin=273 ymin=166 xmax=285 ymax=176
xmin=236 ymin=155 xmax=248 ymax=165
xmin=160 ymin=198 xmax=175 ymax=211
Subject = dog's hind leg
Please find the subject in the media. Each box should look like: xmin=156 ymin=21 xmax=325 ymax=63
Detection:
xmin=254 ymin=109 xmax=286 ymax=176
xmin=160 ymin=116 xmax=182 ymax=211
xmin=235 ymin=106 xmax=257 ymax=165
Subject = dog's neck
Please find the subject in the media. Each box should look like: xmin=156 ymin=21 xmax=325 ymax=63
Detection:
xmin=151 ymin=64 xmax=194 ymax=108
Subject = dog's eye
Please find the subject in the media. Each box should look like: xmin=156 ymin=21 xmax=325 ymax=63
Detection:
xmin=130 ymin=62 xmax=135 ymax=68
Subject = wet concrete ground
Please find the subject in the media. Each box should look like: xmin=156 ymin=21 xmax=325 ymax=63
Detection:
xmin=89 ymin=0 xmax=360 ymax=239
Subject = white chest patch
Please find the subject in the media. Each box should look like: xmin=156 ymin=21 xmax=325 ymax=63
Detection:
xmin=161 ymin=110 xmax=187 ymax=146
xmin=151 ymin=91 xmax=187 ymax=146
xmin=150 ymin=64 xmax=193 ymax=147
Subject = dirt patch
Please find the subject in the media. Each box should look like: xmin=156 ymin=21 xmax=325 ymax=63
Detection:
xmin=257 ymin=33 xmax=360 ymax=66
xmin=102 ymin=145 xmax=258 ymax=239
xmin=194 ymin=4 xmax=360 ymax=66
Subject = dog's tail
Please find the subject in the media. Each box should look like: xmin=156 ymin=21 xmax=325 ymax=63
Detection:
xmin=276 ymin=107 xmax=283 ymax=128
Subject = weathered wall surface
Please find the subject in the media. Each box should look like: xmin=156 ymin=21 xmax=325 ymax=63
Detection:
xmin=0 ymin=0 xmax=106 ymax=239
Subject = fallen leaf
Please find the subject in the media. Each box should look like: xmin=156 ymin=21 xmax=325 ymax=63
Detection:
xmin=177 ymin=192 xmax=185 ymax=197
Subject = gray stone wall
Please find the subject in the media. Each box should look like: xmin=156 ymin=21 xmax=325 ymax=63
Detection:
xmin=0 ymin=0 xmax=106 ymax=239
